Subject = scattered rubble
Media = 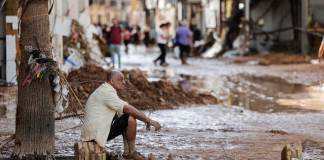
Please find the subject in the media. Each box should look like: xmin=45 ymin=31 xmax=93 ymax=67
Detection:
xmin=232 ymin=53 xmax=311 ymax=65
xmin=258 ymin=53 xmax=311 ymax=65
xmin=266 ymin=130 xmax=288 ymax=135
xmin=63 ymin=20 xmax=90 ymax=61
xmin=61 ymin=20 xmax=109 ymax=74
xmin=67 ymin=65 xmax=218 ymax=112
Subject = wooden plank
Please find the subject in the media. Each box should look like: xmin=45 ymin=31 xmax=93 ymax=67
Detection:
xmin=74 ymin=143 xmax=79 ymax=160
xmin=281 ymin=143 xmax=302 ymax=160
xmin=74 ymin=142 xmax=106 ymax=160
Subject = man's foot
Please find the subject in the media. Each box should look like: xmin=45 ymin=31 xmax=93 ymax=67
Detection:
xmin=153 ymin=60 xmax=158 ymax=66
xmin=160 ymin=62 xmax=169 ymax=67
xmin=181 ymin=60 xmax=189 ymax=65
xmin=122 ymin=133 xmax=130 ymax=157
xmin=124 ymin=151 xmax=146 ymax=160
xmin=182 ymin=62 xmax=189 ymax=65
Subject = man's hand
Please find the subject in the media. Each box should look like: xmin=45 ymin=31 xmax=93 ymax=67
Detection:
xmin=146 ymin=119 xmax=161 ymax=131
xmin=123 ymin=105 xmax=161 ymax=131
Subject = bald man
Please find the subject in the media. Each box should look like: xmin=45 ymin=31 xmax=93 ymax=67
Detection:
xmin=81 ymin=70 xmax=161 ymax=160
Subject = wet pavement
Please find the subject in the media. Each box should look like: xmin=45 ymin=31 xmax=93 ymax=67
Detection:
xmin=51 ymin=105 xmax=324 ymax=159
xmin=1 ymin=47 xmax=324 ymax=159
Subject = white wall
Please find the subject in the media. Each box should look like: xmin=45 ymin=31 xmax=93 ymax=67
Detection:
xmin=0 ymin=10 xmax=5 ymax=81
xmin=5 ymin=16 xmax=18 ymax=84
xmin=50 ymin=0 xmax=90 ymax=69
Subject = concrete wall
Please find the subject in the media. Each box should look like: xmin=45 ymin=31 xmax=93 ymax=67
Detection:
xmin=49 ymin=0 xmax=90 ymax=69
xmin=250 ymin=0 xmax=294 ymax=41
xmin=0 ymin=11 xmax=5 ymax=81
xmin=4 ymin=0 xmax=19 ymax=84
xmin=310 ymin=0 xmax=324 ymax=24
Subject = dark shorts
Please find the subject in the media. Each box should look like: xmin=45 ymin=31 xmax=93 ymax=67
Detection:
xmin=107 ymin=114 xmax=129 ymax=141
xmin=179 ymin=44 xmax=190 ymax=53
xmin=124 ymin=40 xmax=131 ymax=46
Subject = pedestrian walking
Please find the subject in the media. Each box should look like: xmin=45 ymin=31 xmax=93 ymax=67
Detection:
xmin=191 ymin=24 xmax=203 ymax=57
xmin=154 ymin=22 xmax=171 ymax=66
xmin=131 ymin=25 xmax=141 ymax=45
xmin=176 ymin=20 xmax=192 ymax=65
xmin=143 ymin=25 xmax=151 ymax=47
xmin=109 ymin=18 xmax=123 ymax=69
xmin=123 ymin=27 xmax=132 ymax=54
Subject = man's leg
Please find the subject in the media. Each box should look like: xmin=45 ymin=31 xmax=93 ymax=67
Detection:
xmin=126 ymin=116 xmax=137 ymax=141
xmin=125 ymin=116 xmax=145 ymax=160
xmin=110 ymin=45 xmax=116 ymax=68
xmin=107 ymin=114 xmax=144 ymax=159
xmin=117 ymin=45 xmax=121 ymax=69
xmin=125 ymin=116 xmax=136 ymax=155
xmin=107 ymin=114 xmax=130 ymax=155
xmin=179 ymin=44 xmax=185 ymax=64
xmin=183 ymin=45 xmax=190 ymax=64
xmin=121 ymin=116 xmax=137 ymax=157
xmin=160 ymin=44 xmax=167 ymax=65
xmin=122 ymin=132 xmax=129 ymax=156
xmin=154 ymin=44 xmax=164 ymax=64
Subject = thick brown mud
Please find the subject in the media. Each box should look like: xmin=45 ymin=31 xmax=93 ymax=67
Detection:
xmin=67 ymin=65 xmax=217 ymax=112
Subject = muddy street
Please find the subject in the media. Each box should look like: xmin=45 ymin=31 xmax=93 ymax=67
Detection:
xmin=52 ymin=104 xmax=324 ymax=159
xmin=4 ymin=0 xmax=324 ymax=159
xmin=2 ymin=52 xmax=324 ymax=159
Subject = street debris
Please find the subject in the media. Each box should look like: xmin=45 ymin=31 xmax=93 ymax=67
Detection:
xmin=202 ymin=32 xmax=223 ymax=58
xmin=62 ymin=20 xmax=108 ymax=74
xmin=266 ymin=130 xmax=288 ymax=135
xmin=52 ymin=75 xmax=69 ymax=113
xmin=22 ymin=49 xmax=57 ymax=87
xmin=231 ymin=53 xmax=311 ymax=65
xmin=66 ymin=65 xmax=218 ymax=112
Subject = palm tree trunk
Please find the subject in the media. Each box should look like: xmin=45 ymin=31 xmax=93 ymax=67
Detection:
xmin=13 ymin=0 xmax=55 ymax=159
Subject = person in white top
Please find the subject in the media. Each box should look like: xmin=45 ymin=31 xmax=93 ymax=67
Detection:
xmin=154 ymin=22 xmax=171 ymax=66
xmin=81 ymin=70 xmax=161 ymax=160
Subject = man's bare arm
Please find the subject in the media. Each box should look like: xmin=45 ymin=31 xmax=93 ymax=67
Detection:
xmin=123 ymin=105 xmax=150 ymax=123
xmin=123 ymin=105 xmax=161 ymax=131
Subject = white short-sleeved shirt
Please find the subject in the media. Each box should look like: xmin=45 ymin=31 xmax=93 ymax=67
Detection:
xmin=157 ymin=29 xmax=168 ymax=44
xmin=81 ymin=83 xmax=128 ymax=147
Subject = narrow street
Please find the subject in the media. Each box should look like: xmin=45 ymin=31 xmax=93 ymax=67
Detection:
xmin=1 ymin=0 xmax=324 ymax=159
xmin=59 ymin=50 xmax=324 ymax=159
xmin=2 ymin=48 xmax=324 ymax=159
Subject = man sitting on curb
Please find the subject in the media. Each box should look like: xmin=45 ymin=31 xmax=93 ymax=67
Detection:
xmin=81 ymin=70 xmax=161 ymax=159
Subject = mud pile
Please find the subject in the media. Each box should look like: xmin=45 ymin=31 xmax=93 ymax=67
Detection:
xmin=67 ymin=65 xmax=217 ymax=111
xmin=258 ymin=53 xmax=311 ymax=65
xmin=232 ymin=53 xmax=311 ymax=65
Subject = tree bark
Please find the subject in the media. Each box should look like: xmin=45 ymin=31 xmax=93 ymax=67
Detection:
xmin=13 ymin=0 xmax=55 ymax=159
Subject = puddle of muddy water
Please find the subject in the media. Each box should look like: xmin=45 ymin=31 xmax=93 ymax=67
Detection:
xmin=188 ymin=74 xmax=324 ymax=113
xmin=125 ymin=66 xmax=324 ymax=113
